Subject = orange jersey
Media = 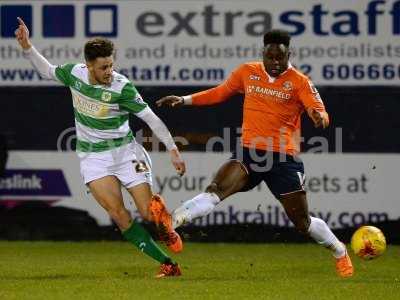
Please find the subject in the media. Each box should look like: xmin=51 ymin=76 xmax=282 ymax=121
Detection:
xmin=191 ymin=62 xmax=328 ymax=155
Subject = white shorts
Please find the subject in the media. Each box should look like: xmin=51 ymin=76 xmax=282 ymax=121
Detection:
xmin=79 ymin=142 xmax=152 ymax=189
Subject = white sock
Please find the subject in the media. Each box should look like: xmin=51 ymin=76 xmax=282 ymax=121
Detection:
xmin=308 ymin=216 xmax=346 ymax=258
xmin=172 ymin=192 xmax=220 ymax=229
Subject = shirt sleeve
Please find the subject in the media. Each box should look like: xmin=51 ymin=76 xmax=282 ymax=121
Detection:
xmin=298 ymin=78 xmax=326 ymax=112
xmin=298 ymin=78 xmax=329 ymax=124
xmin=119 ymin=82 xmax=148 ymax=114
xmin=224 ymin=64 xmax=245 ymax=93
xmin=135 ymin=106 xmax=177 ymax=151
xmin=54 ymin=63 xmax=76 ymax=86
xmin=23 ymin=46 xmax=59 ymax=82
xmin=191 ymin=64 xmax=245 ymax=106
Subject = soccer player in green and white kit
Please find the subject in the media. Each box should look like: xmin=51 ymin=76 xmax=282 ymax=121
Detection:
xmin=15 ymin=17 xmax=184 ymax=278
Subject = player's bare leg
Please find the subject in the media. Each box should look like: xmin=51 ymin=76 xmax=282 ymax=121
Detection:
xmin=126 ymin=182 xmax=154 ymax=221
xmin=128 ymin=183 xmax=183 ymax=253
xmin=279 ymin=191 xmax=353 ymax=277
xmin=171 ymin=160 xmax=249 ymax=228
xmin=89 ymin=176 xmax=181 ymax=277
xmin=89 ymin=176 xmax=131 ymax=230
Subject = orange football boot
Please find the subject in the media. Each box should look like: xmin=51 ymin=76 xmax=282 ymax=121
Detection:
xmin=335 ymin=247 xmax=354 ymax=278
xmin=149 ymin=194 xmax=183 ymax=253
xmin=155 ymin=263 xmax=182 ymax=278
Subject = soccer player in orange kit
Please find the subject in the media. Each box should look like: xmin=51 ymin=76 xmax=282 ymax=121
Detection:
xmin=151 ymin=30 xmax=353 ymax=277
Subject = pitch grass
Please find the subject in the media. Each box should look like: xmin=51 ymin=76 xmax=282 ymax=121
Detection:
xmin=0 ymin=242 xmax=398 ymax=300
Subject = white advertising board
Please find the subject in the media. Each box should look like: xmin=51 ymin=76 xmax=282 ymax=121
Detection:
xmin=2 ymin=151 xmax=398 ymax=228
xmin=1 ymin=0 xmax=400 ymax=86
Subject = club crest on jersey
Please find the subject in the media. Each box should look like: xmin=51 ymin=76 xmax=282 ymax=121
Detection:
xmin=282 ymin=81 xmax=293 ymax=91
xmin=101 ymin=91 xmax=112 ymax=102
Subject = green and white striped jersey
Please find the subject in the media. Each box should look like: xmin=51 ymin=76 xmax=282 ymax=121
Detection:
xmin=55 ymin=63 xmax=147 ymax=153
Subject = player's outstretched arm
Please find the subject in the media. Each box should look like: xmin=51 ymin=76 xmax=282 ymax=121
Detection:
xmin=157 ymin=65 xmax=244 ymax=108
xmin=157 ymin=84 xmax=236 ymax=108
xmin=15 ymin=17 xmax=58 ymax=81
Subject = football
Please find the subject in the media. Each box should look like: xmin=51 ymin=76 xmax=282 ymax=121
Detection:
xmin=351 ymin=226 xmax=387 ymax=260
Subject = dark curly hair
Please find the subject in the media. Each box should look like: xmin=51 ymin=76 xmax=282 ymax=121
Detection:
xmin=263 ymin=29 xmax=291 ymax=47
xmin=84 ymin=37 xmax=114 ymax=61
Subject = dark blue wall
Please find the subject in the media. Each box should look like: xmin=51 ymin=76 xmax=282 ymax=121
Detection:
xmin=2 ymin=86 xmax=399 ymax=152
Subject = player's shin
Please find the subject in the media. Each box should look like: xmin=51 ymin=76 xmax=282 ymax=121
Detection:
xmin=308 ymin=216 xmax=346 ymax=258
xmin=122 ymin=221 xmax=174 ymax=264
xmin=172 ymin=192 xmax=220 ymax=229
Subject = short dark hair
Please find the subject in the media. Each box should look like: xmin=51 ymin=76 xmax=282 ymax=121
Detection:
xmin=263 ymin=29 xmax=291 ymax=47
xmin=84 ymin=38 xmax=114 ymax=61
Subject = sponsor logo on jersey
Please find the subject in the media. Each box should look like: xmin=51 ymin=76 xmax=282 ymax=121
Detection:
xmin=246 ymin=85 xmax=291 ymax=100
xmin=249 ymin=75 xmax=261 ymax=81
xmin=72 ymin=93 xmax=110 ymax=118
xmin=246 ymin=85 xmax=256 ymax=93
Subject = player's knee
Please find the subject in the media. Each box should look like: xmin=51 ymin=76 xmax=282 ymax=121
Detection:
xmin=293 ymin=216 xmax=311 ymax=234
xmin=205 ymin=182 xmax=225 ymax=200
xmin=140 ymin=209 xmax=152 ymax=222
xmin=205 ymin=182 xmax=219 ymax=194
xmin=108 ymin=207 xmax=130 ymax=223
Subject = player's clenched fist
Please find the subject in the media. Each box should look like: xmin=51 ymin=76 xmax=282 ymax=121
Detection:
xmin=307 ymin=108 xmax=329 ymax=129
